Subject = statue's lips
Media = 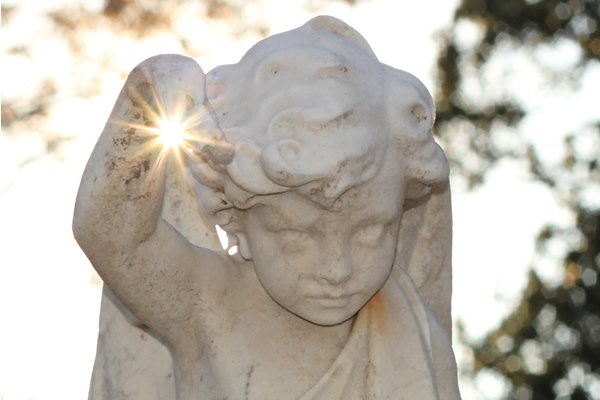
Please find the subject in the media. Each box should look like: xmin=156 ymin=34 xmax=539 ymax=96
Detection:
xmin=305 ymin=289 xmax=356 ymax=307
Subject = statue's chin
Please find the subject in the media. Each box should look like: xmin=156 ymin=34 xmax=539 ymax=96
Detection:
xmin=285 ymin=301 xmax=361 ymax=327
xmin=305 ymin=313 xmax=357 ymax=327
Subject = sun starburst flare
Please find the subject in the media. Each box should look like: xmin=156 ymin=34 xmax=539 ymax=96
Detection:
xmin=156 ymin=118 xmax=190 ymax=149
xmin=111 ymin=81 xmax=235 ymax=196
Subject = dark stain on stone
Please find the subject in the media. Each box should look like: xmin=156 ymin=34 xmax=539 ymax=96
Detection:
xmin=244 ymin=365 xmax=255 ymax=400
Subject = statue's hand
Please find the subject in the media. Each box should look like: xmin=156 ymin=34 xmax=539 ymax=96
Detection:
xmin=124 ymin=54 xmax=208 ymax=153
xmin=121 ymin=55 xmax=226 ymax=251
xmin=74 ymin=55 xmax=208 ymax=251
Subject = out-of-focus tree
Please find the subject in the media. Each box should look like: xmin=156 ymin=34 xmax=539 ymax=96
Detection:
xmin=1 ymin=0 xmax=363 ymax=191
xmin=1 ymin=0 xmax=358 ymax=151
xmin=434 ymin=0 xmax=600 ymax=398
xmin=470 ymin=212 xmax=599 ymax=399
xmin=1 ymin=0 xmax=270 ymax=135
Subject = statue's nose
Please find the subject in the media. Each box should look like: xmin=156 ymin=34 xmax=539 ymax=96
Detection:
xmin=318 ymin=242 xmax=352 ymax=285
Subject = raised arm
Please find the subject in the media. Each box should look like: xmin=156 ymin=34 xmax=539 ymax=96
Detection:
xmin=73 ymin=54 xmax=224 ymax=337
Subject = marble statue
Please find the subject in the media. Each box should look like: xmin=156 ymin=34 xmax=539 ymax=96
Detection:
xmin=74 ymin=16 xmax=461 ymax=399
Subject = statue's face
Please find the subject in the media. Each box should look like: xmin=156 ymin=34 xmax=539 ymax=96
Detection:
xmin=240 ymin=178 xmax=404 ymax=326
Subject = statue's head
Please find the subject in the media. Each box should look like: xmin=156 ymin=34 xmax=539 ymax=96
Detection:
xmin=189 ymin=16 xmax=449 ymax=325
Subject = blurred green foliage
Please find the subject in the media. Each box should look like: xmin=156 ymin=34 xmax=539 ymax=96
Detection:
xmin=435 ymin=1 xmax=600 ymax=398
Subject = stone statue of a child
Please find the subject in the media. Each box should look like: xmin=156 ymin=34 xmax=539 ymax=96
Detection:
xmin=74 ymin=16 xmax=461 ymax=399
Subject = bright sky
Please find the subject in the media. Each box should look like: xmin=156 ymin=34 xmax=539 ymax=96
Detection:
xmin=2 ymin=1 xmax=596 ymax=399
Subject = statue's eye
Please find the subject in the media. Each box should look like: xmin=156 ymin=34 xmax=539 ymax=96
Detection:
xmin=353 ymin=223 xmax=387 ymax=246
xmin=277 ymin=229 xmax=312 ymax=253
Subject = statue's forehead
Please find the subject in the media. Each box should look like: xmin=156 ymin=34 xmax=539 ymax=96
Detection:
xmin=250 ymin=179 xmax=402 ymax=227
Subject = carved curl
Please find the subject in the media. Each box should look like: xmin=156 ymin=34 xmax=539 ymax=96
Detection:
xmin=189 ymin=16 xmax=448 ymax=231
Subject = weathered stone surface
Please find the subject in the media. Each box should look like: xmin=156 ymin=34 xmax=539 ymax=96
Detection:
xmin=74 ymin=16 xmax=461 ymax=399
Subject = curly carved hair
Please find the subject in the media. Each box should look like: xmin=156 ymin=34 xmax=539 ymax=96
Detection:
xmin=189 ymin=16 xmax=448 ymax=243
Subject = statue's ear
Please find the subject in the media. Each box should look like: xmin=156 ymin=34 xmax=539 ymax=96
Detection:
xmin=394 ymin=182 xmax=453 ymax=334
xmin=384 ymin=67 xmax=449 ymax=197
